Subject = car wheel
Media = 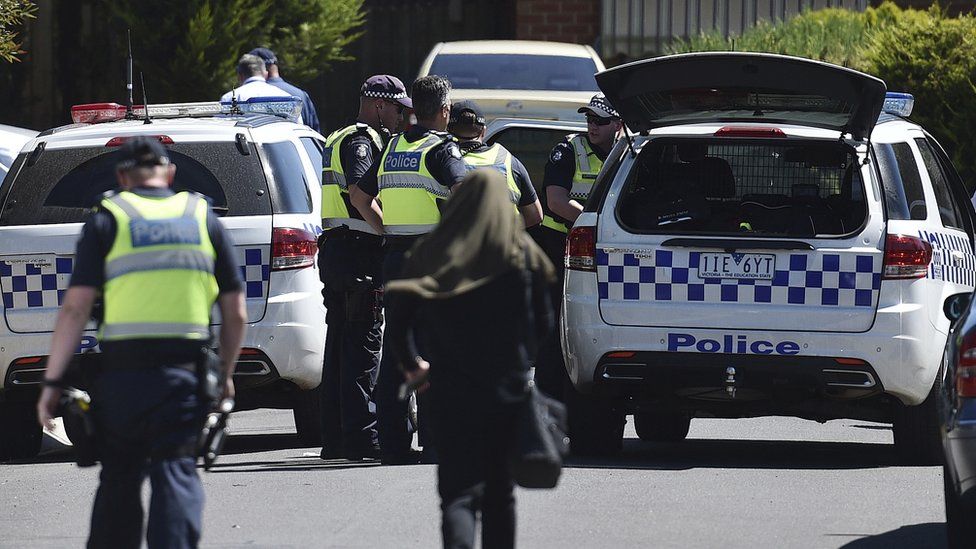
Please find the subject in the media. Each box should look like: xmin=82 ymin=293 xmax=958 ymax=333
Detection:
xmin=945 ymin=465 xmax=976 ymax=548
xmin=0 ymin=401 xmax=43 ymax=461
xmin=634 ymin=409 xmax=691 ymax=442
xmin=293 ymin=387 xmax=322 ymax=447
xmin=892 ymin=366 xmax=943 ymax=465
xmin=565 ymin=380 xmax=625 ymax=457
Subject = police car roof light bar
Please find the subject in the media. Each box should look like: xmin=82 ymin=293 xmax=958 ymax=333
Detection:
xmin=882 ymin=92 xmax=914 ymax=117
xmin=219 ymin=96 xmax=302 ymax=123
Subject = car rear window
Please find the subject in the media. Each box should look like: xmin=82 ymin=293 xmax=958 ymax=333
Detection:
xmin=0 ymin=141 xmax=271 ymax=226
xmin=873 ymin=142 xmax=927 ymax=221
xmin=261 ymin=141 xmax=313 ymax=215
xmin=616 ymin=138 xmax=865 ymax=237
xmin=429 ymin=54 xmax=599 ymax=91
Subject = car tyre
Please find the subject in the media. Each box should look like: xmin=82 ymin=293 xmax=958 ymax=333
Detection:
xmin=892 ymin=367 xmax=943 ymax=466
xmin=634 ymin=409 xmax=691 ymax=442
xmin=945 ymin=465 xmax=976 ymax=548
xmin=0 ymin=401 xmax=43 ymax=461
xmin=293 ymin=387 xmax=322 ymax=447
xmin=565 ymin=380 xmax=625 ymax=457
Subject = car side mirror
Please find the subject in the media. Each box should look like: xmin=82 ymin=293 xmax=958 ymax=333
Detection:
xmin=944 ymin=293 xmax=973 ymax=324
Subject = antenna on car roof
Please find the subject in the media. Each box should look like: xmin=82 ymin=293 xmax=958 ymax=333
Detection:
xmin=124 ymin=29 xmax=136 ymax=120
xmin=140 ymin=72 xmax=152 ymax=124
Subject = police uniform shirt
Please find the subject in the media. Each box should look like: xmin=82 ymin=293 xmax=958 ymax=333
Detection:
xmin=459 ymin=141 xmax=538 ymax=207
xmin=70 ymin=187 xmax=243 ymax=357
xmin=541 ymin=137 xmax=609 ymax=227
xmin=356 ymin=125 xmax=468 ymax=198
xmin=268 ymin=76 xmax=321 ymax=133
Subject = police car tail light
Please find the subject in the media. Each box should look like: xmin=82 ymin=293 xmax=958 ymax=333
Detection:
xmin=883 ymin=234 xmax=932 ymax=279
xmin=714 ymin=126 xmax=786 ymax=138
xmin=956 ymin=331 xmax=976 ymax=397
xmin=271 ymin=227 xmax=317 ymax=270
xmin=566 ymin=226 xmax=596 ymax=272
xmin=105 ymin=135 xmax=174 ymax=147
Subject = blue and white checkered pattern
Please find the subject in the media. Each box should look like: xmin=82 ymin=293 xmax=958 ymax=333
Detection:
xmin=597 ymin=249 xmax=882 ymax=307
xmin=236 ymin=246 xmax=270 ymax=299
xmin=921 ymin=230 xmax=976 ymax=287
xmin=0 ymin=247 xmax=270 ymax=310
xmin=0 ymin=257 xmax=73 ymax=309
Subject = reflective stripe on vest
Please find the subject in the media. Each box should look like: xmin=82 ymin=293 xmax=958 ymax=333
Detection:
xmin=99 ymin=191 xmax=218 ymax=341
xmin=542 ymin=134 xmax=605 ymax=234
xmin=377 ymin=133 xmax=447 ymax=236
xmin=461 ymin=143 xmax=520 ymax=207
xmin=322 ymin=123 xmax=383 ymax=235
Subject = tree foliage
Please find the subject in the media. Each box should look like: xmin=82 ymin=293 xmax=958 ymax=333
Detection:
xmin=0 ymin=0 xmax=37 ymax=62
xmin=105 ymin=0 xmax=364 ymax=102
xmin=668 ymin=2 xmax=976 ymax=189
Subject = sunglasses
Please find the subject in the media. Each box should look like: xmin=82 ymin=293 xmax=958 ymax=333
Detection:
xmin=586 ymin=114 xmax=616 ymax=126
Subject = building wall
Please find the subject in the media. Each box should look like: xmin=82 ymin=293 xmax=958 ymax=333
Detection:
xmin=515 ymin=0 xmax=602 ymax=44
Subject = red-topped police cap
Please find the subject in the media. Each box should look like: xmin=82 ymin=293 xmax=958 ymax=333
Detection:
xmin=361 ymin=75 xmax=413 ymax=109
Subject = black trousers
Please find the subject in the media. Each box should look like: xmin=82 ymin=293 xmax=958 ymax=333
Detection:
xmin=88 ymin=364 xmax=205 ymax=549
xmin=318 ymin=233 xmax=382 ymax=452
xmin=530 ymin=226 xmax=568 ymax=402
xmin=432 ymin=381 xmax=516 ymax=549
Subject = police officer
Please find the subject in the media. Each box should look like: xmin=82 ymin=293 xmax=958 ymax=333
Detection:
xmin=354 ymin=74 xmax=467 ymax=464
xmin=36 ymin=137 xmax=246 ymax=549
xmin=318 ymin=75 xmax=411 ymax=460
xmin=248 ymin=47 xmax=322 ymax=133
xmin=533 ymin=93 xmax=622 ymax=400
xmin=447 ymin=100 xmax=543 ymax=227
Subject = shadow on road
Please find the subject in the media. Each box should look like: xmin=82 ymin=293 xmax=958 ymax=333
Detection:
xmin=567 ymin=437 xmax=902 ymax=471
xmin=833 ymin=522 xmax=946 ymax=548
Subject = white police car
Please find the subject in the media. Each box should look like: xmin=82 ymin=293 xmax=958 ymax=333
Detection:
xmin=0 ymin=98 xmax=326 ymax=459
xmin=561 ymin=52 xmax=976 ymax=462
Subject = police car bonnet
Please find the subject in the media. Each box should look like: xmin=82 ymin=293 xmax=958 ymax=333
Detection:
xmin=595 ymin=52 xmax=887 ymax=140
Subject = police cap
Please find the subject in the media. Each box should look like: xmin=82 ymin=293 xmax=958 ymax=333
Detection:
xmin=116 ymin=136 xmax=170 ymax=172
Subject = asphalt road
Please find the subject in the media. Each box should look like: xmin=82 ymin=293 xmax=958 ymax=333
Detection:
xmin=1 ymin=411 xmax=947 ymax=548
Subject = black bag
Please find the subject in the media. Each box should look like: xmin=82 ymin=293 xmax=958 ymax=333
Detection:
xmin=508 ymin=379 xmax=569 ymax=489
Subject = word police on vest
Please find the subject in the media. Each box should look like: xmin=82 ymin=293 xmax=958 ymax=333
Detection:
xmin=385 ymin=151 xmax=422 ymax=171
xmin=668 ymin=332 xmax=801 ymax=355
xmin=130 ymin=218 xmax=202 ymax=248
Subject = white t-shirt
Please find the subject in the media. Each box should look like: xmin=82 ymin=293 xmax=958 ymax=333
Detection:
xmin=221 ymin=77 xmax=304 ymax=124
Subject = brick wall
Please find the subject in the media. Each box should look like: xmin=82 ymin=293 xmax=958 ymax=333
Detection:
xmin=515 ymin=0 xmax=601 ymax=45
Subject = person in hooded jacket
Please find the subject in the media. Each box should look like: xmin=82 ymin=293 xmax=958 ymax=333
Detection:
xmin=384 ymin=169 xmax=555 ymax=549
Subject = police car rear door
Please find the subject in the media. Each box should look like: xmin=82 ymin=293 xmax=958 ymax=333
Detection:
xmin=593 ymin=53 xmax=888 ymax=333
xmin=0 ymin=132 xmax=275 ymax=335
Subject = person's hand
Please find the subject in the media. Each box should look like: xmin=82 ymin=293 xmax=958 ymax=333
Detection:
xmin=220 ymin=376 xmax=235 ymax=402
xmin=37 ymin=385 xmax=61 ymax=430
xmin=404 ymin=358 xmax=430 ymax=394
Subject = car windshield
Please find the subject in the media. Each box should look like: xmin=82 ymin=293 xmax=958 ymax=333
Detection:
xmin=616 ymin=138 xmax=866 ymax=238
xmin=0 ymin=141 xmax=271 ymax=226
xmin=429 ymin=54 xmax=599 ymax=91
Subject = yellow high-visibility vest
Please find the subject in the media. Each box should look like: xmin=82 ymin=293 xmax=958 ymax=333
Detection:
xmin=321 ymin=123 xmax=383 ymax=234
xmin=99 ymin=191 xmax=217 ymax=341
xmin=461 ymin=143 xmax=520 ymax=211
xmin=542 ymin=134 xmax=603 ymax=234
xmin=377 ymin=133 xmax=450 ymax=236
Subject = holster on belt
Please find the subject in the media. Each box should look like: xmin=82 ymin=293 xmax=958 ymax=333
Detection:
xmin=196 ymin=346 xmax=222 ymax=408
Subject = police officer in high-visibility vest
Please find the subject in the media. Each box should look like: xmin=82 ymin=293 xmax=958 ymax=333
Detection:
xmin=534 ymin=93 xmax=622 ymax=401
xmin=36 ymin=137 xmax=246 ymax=549
xmin=447 ymin=100 xmax=543 ymax=228
xmin=317 ymin=75 xmax=411 ymax=461
xmin=354 ymin=75 xmax=467 ymax=464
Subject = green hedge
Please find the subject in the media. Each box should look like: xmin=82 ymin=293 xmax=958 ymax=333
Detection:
xmin=669 ymin=2 xmax=976 ymax=192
